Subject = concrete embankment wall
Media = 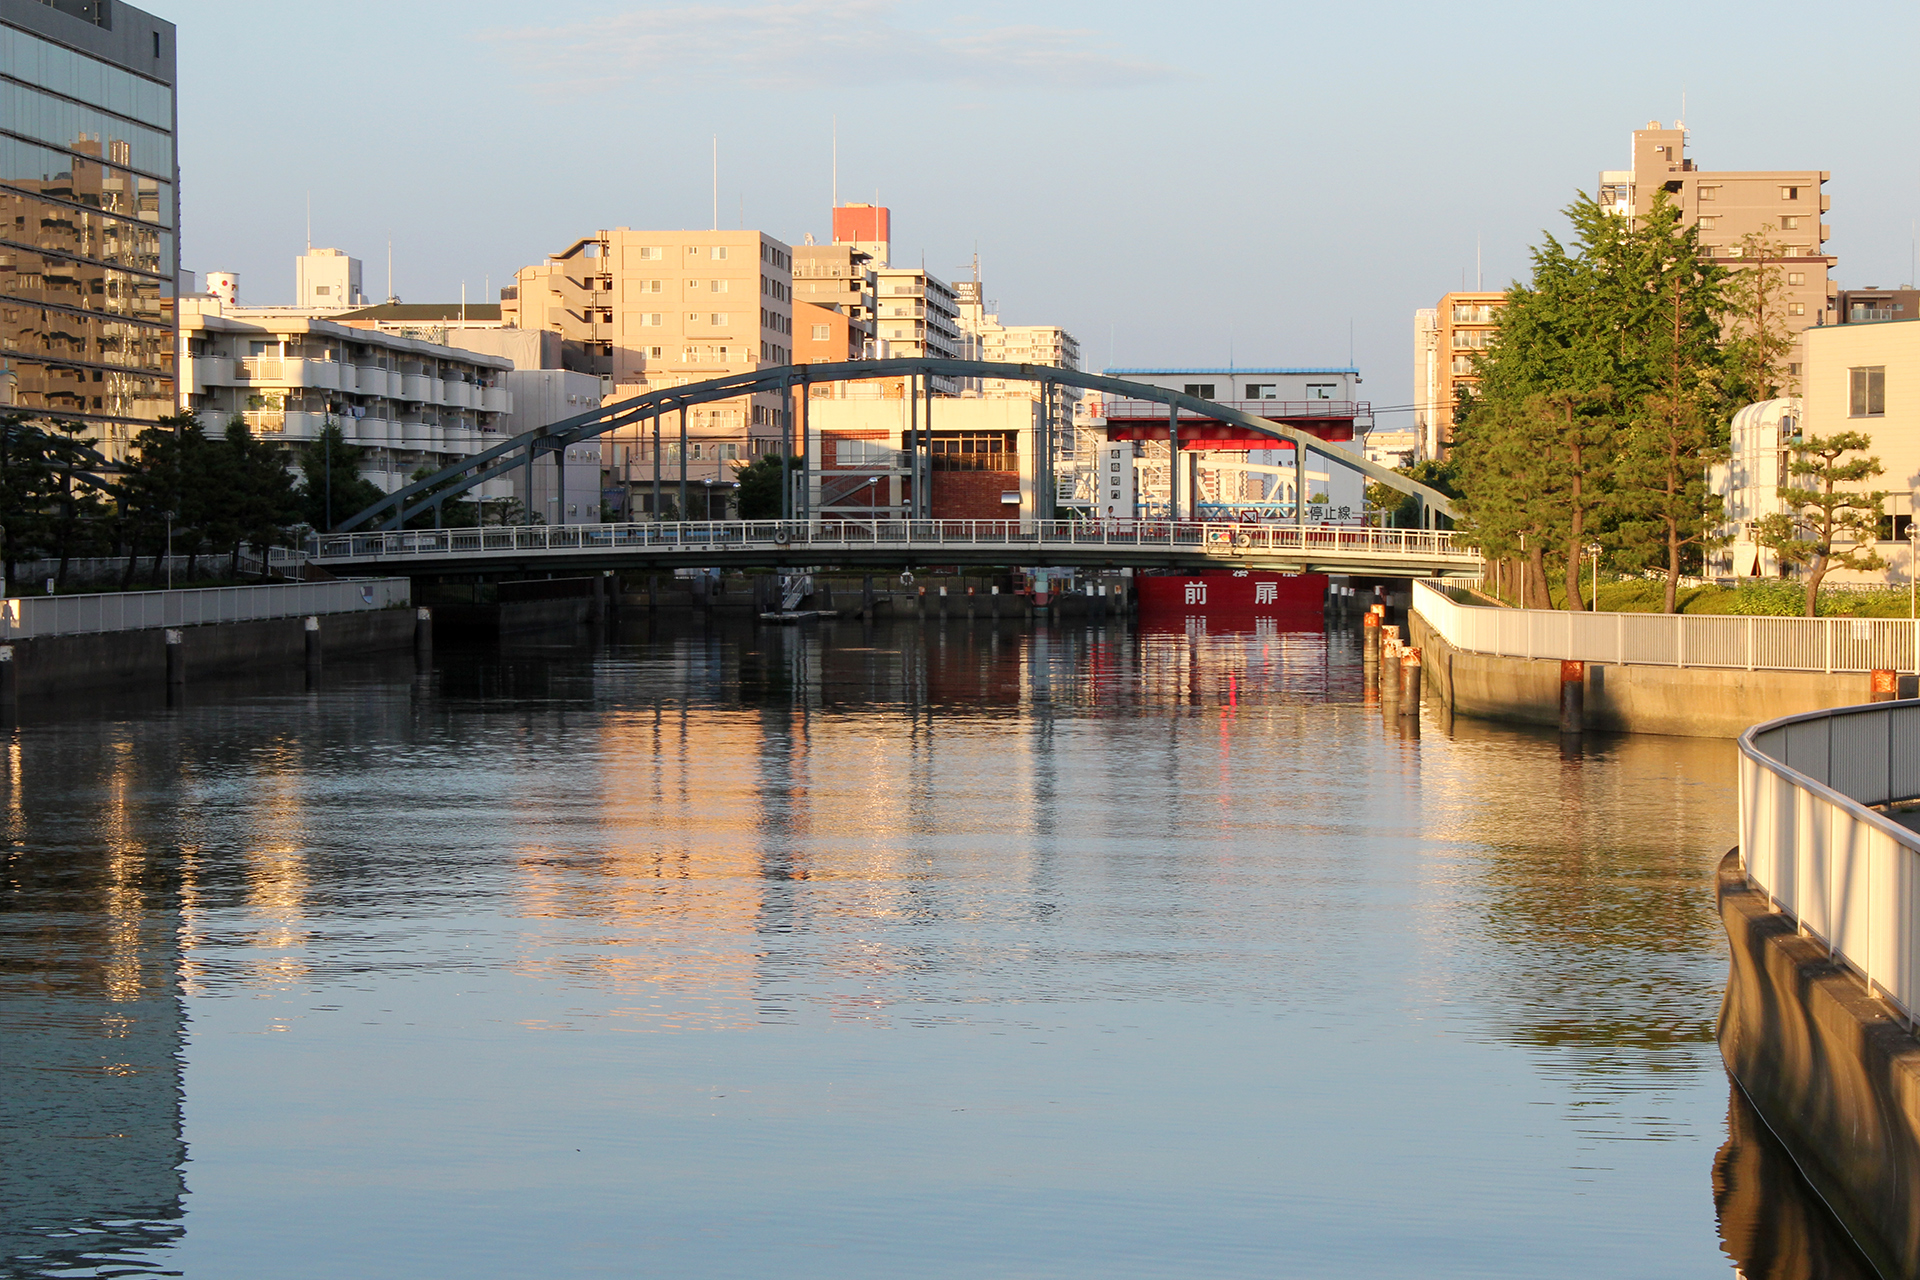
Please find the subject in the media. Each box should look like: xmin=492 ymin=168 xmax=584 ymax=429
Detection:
xmin=1409 ymin=610 xmax=1883 ymax=738
xmin=6 ymin=609 xmax=416 ymax=698
xmin=1717 ymin=850 xmax=1920 ymax=1279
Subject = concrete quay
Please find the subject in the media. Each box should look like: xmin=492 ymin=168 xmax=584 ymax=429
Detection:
xmin=1717 ymin=850 xmax=1920 ymax=1279
xmin=1408 ymin=611 xmax=1903 ymax=738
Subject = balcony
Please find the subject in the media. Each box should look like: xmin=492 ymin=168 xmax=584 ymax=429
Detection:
xmin=481 ymin=386 xmax=511 ymax=413
xmin=401 ymin=374 xmax=432 ymax=403
xmin=237 ymin=357 xmax=343 ymax=390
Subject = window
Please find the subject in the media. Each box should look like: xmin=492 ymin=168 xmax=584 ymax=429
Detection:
xmin=1697 ymin=185 xmax=1719 ymax=201
xmin=1788 ymin=362 xmax=1802 ymax=377
xmin=1788 ymin=302 xmax=1805 ymax=316
xmin=638 ymin=247 xmax=662 ymax=260
xmin=1182 ymin=383 xmax=1215 ymax=398
xmin=1851 ymin=366 xmax=1885 ymax=417
xmin=1787 ymin=272 xmax=1806 ymax=286
xmin=710 ymin=313 xmax=728 ymax=326
xmin=1781 ymin=216 xmax=1801 ymax=230
xmin=925 ymin=431 xmax=1017 ymax=471
xmin=687 ymin=312 xmax=700 ymax=323
xmin=1245 ymin=383 xmax=1277 ymax=399
xmin=1781 ymin=186 xmax=1800 ymax=200
xmin=1696 ymin=216 xmax=1718 ymax=229
xmin=640 ymin=313 xmax=662 ymax=327
xmin=1880 ymin=514 xmax=1912 ymax=543
xmin=711 ymin=247 xmax=729 ymax=260
xmin=710 ymin=280 xmax=728 ymax=293
xmin=648 ymin=346 xmax=663 ymax=358
xmin=811 ymin=324 xmax=830 ymax=341
xmin=1306 ymin=383 xmax=1336 ymax=399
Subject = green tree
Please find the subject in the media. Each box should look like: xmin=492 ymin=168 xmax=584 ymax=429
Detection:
xmin=1722 ymin=225 xmax=1797 ymax=402
xmin=297 ymin=420 xmax=384 ymax=532
xmin=221 ymin=418 xmax=301 ymax=579
xmin=42 ymin=420 xmax=110 ymax=586
xmin=1754 ymin=431 xmax=1886 ymax=616
xmin=402 ymin=464 xmax=478 ymax=529
xmin=1455 ymin=191 xmax=1736 ymax=612
xmin=732 ymin=454 xmax=793 ymax=520
xmin=1609 ymin=221 xmax=1736 ymax=611
xmin=0 ymin=413 xmax=56 ymax=586
xmin=112 ymin=412 xmax=200 ymax=587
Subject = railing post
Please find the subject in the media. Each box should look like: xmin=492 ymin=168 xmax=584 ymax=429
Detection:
xmin=1677 ymin=613 xmax=1685 ymax=669
xmin=1747 ymin=614 xmax=1755 ymax=672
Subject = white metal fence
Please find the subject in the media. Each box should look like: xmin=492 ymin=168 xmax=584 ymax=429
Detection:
xmin=311 ymin=518 xmax=1479 ymax=569
xmin=0 ymin=578 xmax=411 ymax=640
xmin=1740 ymin=703 xmax=1920 ymax=1021
xmin=1413 ymin=579 xmax=1920 ymax=674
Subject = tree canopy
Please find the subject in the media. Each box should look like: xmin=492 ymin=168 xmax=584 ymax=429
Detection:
xmin=1451 ymin=192 xmax=1755 ymax=611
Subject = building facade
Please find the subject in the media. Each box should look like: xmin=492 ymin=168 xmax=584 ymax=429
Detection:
xmin=791 ymin=240 xmax=874 ymax=361
xmin=295 ymin=247 xmax=365 ymax=312
xmin=1709 ymin=318 xmax=1918 ymax=582
xmin=805 ymin=393 xmax=1039 ymax=523
xmin=1601 ymin=121 xmax=1835 ymax=378
xmin=502 ymin=228 xmax=795 ymax=513
xmin=178 ymin=300 xmax=517 ymax=506
xmin=0 ymin=0 xmax=179 ymax=462
xmin=1097 ymin=368 xmax=1370 ymax=523
xmin=1412 ymin=291 xmax=1504 ymax=461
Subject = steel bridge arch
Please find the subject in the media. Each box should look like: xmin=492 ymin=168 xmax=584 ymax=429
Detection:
xmin=335 ymin=358 xmax=1455 ymax=532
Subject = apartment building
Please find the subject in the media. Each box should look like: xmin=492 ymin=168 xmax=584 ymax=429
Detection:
xmin=0 ymin=0 xmax=179 ymax=463
xmin=1411 ymin=291 xmax=1503 ymax=461
xmin=502 ymin=228 xmax=794 ymax=514
xmin=832 ymin=203 xmax=890 ymax=266
xmin=295 ymin=247 xmax=366 ymax=311
xmin=791 ymin=240 xmax=874 ymax=362
xmin=1601 ymin=121 xmax=1834 ymax=377
xmin=1709 ymin=318 xmax=1917 ymax=582
xmin=954 ymin=277 xmax=1089 ymax=511
xmin=873 ymin=266 xmax=964 ymax=392
xmin=178 ymin=298 xmax=517 ymax=507
xmin=1837 ymin=287 xmax=1918 ymax=326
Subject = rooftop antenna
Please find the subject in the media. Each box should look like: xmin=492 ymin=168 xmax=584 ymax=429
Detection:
xmin=304 ymin=191 xmax=311 ymax=251
xmin=1476 ymin=234 xmax=1482 ymax=291
xmin=386 ymin=237 xmax=393 ymax=305
xmin=461 ymin=279 xmax=466 ymax=324
xmin=711 ymin=136 xmax=718 ymax=232
xmin=831 ymin=115 xmax=837 ymax=209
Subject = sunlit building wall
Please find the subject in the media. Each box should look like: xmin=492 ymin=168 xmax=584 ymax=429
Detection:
xmin=0 ymin=0 xmax=179 ymax=462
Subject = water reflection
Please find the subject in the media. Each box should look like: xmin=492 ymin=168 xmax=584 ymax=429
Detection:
xmin=0 ymin=613 xmax=1873 ymax=1278
xmin=1715 ymin=1082 xmax=1877 ymax=1279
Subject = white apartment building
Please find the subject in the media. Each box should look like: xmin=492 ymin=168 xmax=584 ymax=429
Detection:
xmin=295 ymin=248 xmax=367 ymax=311
xmin=873 ymin=266 xmax=963 ymax=391
xmin=178 ymin=297 xmax=516 ymax=503
xmin=1710 ymin=319 xmax=1918 ymax=582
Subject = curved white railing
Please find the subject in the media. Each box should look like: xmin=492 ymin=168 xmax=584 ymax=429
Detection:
xmin=1740 ymin=703 xmax=1920 ymax=1019
xmin=1414 ymin=579 xmax=1920 ymax=675
xmin=309 ymin=519 xmax=1479 ymax=569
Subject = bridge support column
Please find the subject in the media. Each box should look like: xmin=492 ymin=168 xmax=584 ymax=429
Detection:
xmin=678 ymin=405 xmax=689 ymax=523
xmin=1166 ymin=398 xmax=1179 ymax=522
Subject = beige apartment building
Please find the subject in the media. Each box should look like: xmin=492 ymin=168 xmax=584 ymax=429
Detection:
xmin=1412 ymin=291 xmax=1504 ymax=459
xmin=1709 ymin=318 xmax=1917 ymax=582
xmin=502 ymin=228 xmax=794 ymax=515
xmin=1601 ymin=121 xmax=1835 ymax=378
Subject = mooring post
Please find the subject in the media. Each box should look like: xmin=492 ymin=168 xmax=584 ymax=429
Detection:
xmin=1363 ymin=606 xmax=1382 ymax=672
xmin=414 ymin=607 xmax=433 ymax=663
xmin=304 ymin=615 xmax=321 ymax=671
xmin=0 ymin=645 xmax=15 ymax=706
xmin=1560 ymin=660 xmax=1585 ymax=734
xmin=1870 ymin=668 xmax=1898 ymax=703
xmin=863 ymin=574 xmax=874 ymax=620
xmin=1399 ymin=648 xmax=1422 ymax=715
xmin=165 ymin=628 xmax=185 ymax=686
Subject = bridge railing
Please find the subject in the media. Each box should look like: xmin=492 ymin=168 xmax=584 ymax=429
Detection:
xmin=309 ymin=519 xmax=1475 ymax=562
xmin=1414 ymin=579 xmax=1920 ymax=673
xmin=0 ymin=578 xmax=411 ymax=640
xmin=1740 ymin=701 xmax=1920 ymax=1021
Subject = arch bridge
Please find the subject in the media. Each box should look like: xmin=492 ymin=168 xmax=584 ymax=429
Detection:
xmin=311 ymin=359 xmax=1470 ymax=577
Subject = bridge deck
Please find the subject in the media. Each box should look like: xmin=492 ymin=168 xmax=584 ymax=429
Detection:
xmin=308 ymin=520 xmax=1480 ymax=579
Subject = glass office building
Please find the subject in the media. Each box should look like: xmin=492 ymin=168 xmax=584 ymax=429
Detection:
xmin=0 ymin=0 xmax=177 ymax=460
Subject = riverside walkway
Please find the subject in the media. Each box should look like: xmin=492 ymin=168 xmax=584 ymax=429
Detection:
xmin=305 ymin=518 xmax=1481 ymax=579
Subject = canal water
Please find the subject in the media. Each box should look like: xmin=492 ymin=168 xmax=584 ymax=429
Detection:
xmin=0 ymin=612 xmax=1876 ymax=1278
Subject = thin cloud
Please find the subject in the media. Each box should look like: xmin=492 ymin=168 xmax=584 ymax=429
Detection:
xmin=481 ymin=0 xmax=1184 ymax=91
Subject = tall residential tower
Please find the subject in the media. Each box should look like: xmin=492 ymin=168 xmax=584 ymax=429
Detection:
xmin=0 ymin=0 xmax=179 ymax=461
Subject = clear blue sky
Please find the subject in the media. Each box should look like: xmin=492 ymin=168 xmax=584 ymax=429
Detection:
xmin=167 ymin=0 xmax=1917 ymax=420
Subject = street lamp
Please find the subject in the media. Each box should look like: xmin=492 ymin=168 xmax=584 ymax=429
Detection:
xmin=1907 ymin=507 xmax=1918 ymax=621
xmin=163 ymin=509 xmax=176 ymax=589
xmin=1587 ymin=542 xmax=1602 ymax=611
